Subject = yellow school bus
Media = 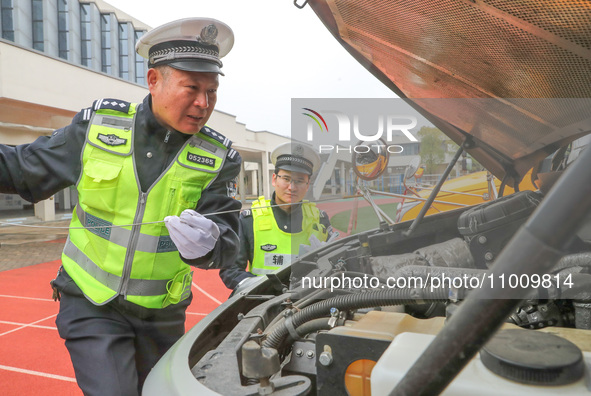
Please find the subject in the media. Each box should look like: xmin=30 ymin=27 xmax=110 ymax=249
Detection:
xmin=395 ymin=169 xmax=537 ymax=223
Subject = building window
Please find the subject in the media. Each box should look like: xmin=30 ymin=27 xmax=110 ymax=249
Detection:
xmin=57 ymin=0 xmax=69 ymax=59
xmin=31 ymin=0 xmax=44 ymax=51
xmin=80 ymin=3 xmax=91 ymax=66
xmin=119 ymin=23 xmax=129 ymax=79
xmin=134 ymin=30 xmax=145 ymax=84
xmin=400 ymin=143 xmax=419 ymax=156
xmin=1 ymin=0 xmax=14 ymax=41
xmin=101 ymin=14 xmax=111 ymax=73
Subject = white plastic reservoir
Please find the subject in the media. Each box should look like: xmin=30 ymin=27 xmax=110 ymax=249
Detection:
xmin=371 ymin=332 xmax=591 ymax=395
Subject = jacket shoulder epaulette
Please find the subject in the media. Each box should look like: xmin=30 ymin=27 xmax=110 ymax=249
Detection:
xmin=200 ymin=126 xmax=232 ymax=149
xmin=241 ymin=209 xmax=252 ymax=217
xmin=92 ymin=98 xmax=131 ymax=114
xmin=73 ymin=107 xmax=94 ymax=124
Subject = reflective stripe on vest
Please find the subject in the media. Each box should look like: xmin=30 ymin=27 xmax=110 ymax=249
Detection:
xmin=250 ymin=197 xmax=327 ymax=276
xmin=75 ymin=205 xmax=177 ymax=253
xmin=63 ymin=238 xmax=170 ymax=296
xmin=251 ymin=267 xmax=283 ymax=276
xmin=62 ymin=105 xmax=229 ymax=307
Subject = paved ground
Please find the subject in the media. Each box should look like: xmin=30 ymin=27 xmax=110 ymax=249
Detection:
xmin=0 ymin=215 xmax=230 ymax=396
xmin=0 ymin=220 xmax=69 ymax=271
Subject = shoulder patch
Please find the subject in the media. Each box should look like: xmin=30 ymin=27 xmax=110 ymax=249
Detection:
xmin=82 ymin=107 xmax=93 ymax=121
xmin=228 ymin=148 xmax=239 ymax=160
xmin=73 ymin=107 xmax=93 ymax=124
xmin=241 ymin=209 xmax=252 ymax=217
xmin=93 ymin=98 xmax=131 ymax=113
xmin=200 ymin=126 xmax=232 ymax=148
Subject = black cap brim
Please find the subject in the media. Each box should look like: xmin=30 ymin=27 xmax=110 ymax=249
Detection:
xmin=167 ymin=60 xmax=224 ymax=75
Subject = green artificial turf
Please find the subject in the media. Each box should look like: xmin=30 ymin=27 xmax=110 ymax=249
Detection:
xmin=330 ymin=202 xmax=400 ymax=234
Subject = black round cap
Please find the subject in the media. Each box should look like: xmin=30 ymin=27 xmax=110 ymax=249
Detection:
xmin=480 ymin=329 xmax=584 ymax=386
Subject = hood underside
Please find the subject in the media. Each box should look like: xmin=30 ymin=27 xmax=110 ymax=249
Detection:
xmin=309 ymin=0 xmax=591 ymax=185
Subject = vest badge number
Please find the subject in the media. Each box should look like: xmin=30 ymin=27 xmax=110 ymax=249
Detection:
xmin=261 ymin=244 xmax=277 ymax=251
xmin=97 ymin=133 xmax=127 ymax=146
xmin=187 ymin=153 xmax=216 ymax=167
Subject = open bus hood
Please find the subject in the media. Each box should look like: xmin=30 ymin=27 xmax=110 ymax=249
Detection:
xmin=308 ymin=0 xmax=591 ymax=186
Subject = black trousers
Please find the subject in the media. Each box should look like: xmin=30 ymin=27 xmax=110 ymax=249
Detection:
xmin=53 ymin=269 xmax=192 ymax=396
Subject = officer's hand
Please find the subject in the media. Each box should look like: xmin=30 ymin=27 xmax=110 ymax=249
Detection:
xmin=308 ymin=234 xmax=325 ymax=249
xmin=326 ymin=231 xmax=340 ymax=243
xmin=300 ymin=235 xmax=323 ymax=257
xmin=299 ymin=233 xmax=341 ymax=257
xmin=232 ymin=275 xmax=260 ymax=295
xmin=164 ymin=209 xmax=220 ymax=259
xmin=298 ymin=243 xmax=313 ymax=257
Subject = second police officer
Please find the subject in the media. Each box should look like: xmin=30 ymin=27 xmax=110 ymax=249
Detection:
xmin=220 ymin=142 xmax=337 ymax=291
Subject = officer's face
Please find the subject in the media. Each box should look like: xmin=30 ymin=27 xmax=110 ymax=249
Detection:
xmin=148 ymin=66 xmax=219 ymax=134
xmin=272 ymin=170 xmax=310 ymax=209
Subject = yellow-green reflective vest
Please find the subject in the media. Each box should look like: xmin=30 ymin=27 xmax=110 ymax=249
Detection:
xmin=61 ymin=103 xmax=229 ymax=308
xmin=250 ymin=196 xmax=328 ymax=276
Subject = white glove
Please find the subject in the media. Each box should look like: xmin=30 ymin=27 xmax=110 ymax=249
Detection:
xmin=298 ymin=243 xmax=313 ymax=257
xmin=298 ymin=232 xmax=340 ymax=256
xmin=327 ymin=231 xmax=340 ymax=243
xmin=308 ymin=234 xmax=324 ymax=249
xmin=164 ymin=209 xmax=220 ymax=259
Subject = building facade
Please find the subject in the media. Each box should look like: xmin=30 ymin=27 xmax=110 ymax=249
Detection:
xmin=1 ymin=0 xmax=149 ymax=83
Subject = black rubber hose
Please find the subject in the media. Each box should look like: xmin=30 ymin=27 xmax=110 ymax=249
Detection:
xmin=262 ymin=287 xmax=449 ymax=350
xmin=263 ymin=289 xmax=345 ymax=336
xmin=284 ymin=318 xmax=333 ymax=345
xmin=551 ymin=252 xmax=591 ymax=273
xmin=561 ymin=273 xmax=591 ymax=300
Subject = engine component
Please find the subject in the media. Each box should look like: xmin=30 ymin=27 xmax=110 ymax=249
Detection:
xmin=573 ymin=301 xmax=591 ymax=330
xmin=262 ymin=288 xmax=449 ymax=351
xmin=458 ymin=190 xmax=542 ymax=268
xmin=315 ymin=311 xmax=444 ymax=396
xmin=282 ymin=340 xmax=318 ymax=390
xmin=480 ymin=329 xmax=585 ymax=386
xmin=370 ymin=237 xmax=474 ymax=278
xmin=510 ymin=301 xmax=575 ymax=329
xmin=241 ymin=340 xmax=280 ymax=380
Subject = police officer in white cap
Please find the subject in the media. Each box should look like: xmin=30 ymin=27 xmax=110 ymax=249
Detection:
xmin=0 ymin=18 xmax=241 ymax=395
xmin=220 ymin=142 xmax=337 ymax=291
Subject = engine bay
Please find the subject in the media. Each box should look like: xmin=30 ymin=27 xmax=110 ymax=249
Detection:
xmin=190 ymin=184 xmax=591 ymax=395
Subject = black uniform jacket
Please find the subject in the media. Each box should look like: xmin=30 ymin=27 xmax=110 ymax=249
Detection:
xmin=219 ymin=193 xmax=333 ymax=289
xmin=0 ymin=95 xmax=242 ymax=270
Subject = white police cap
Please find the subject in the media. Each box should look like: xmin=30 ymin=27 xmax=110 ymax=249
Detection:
xmin=136 ymin=17 xmax=234 ymax=75
xmin=271 ymin=142 xmax=320 ymax=176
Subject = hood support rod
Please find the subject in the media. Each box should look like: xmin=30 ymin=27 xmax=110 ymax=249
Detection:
xmin=403 ymin=144 xmax=465 ymax=237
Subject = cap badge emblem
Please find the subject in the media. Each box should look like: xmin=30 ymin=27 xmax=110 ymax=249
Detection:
xmin=198 ymin=24 xmax=218 ymax=45
xmin=294 ymin=144 xmax=304 ymax=156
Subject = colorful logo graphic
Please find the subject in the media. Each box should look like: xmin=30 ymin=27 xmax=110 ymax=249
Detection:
xmin=302 ymin=108 xmax=329 ymax=133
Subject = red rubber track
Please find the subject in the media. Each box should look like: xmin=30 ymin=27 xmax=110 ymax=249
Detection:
xmin=0 ymin=258 xmax=231 ymax=395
